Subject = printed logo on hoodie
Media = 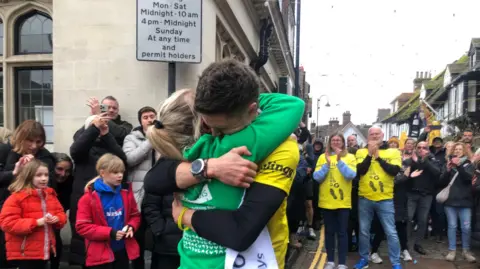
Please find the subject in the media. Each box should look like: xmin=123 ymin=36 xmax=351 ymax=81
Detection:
xmin=106 ymin=207 xmax=123 ymax=218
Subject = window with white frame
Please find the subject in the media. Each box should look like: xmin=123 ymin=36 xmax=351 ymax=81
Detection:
xmin=468 ymin=81 xmax=476 ymax=112
xmin=456 ymin=82 xmax=464 ymax=117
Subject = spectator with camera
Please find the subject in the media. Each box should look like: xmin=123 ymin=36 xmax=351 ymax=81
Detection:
xmin=87 ymin=96 xmax=133 ymax=146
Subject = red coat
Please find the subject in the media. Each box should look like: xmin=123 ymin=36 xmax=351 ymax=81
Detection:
xmin=0 ymin=187 xmax=67 ymax=261
xmin=75 ymin=183 xmax=141 ymax=267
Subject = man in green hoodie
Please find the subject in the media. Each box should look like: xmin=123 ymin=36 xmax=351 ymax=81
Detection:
xmin=173 ymin=60 xmax=304 ymax=269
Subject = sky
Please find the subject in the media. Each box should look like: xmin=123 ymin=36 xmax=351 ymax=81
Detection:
xmin=300 ymin=0 xmax=480 ymax=126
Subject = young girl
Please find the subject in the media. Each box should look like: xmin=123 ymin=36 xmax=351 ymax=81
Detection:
xmin=0 ymin=158 xmax=67 ymax=269
xmin=76 ymin=153 xmax=141 ymax=269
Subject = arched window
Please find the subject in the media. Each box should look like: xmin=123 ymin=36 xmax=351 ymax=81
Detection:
xmin=15 ymin=11 xmax=52 ymax=54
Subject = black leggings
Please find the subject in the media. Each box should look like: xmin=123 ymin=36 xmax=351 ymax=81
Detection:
xmin=49 ymin=230 xmax=63 ymax=269
xmin=151 ymin=254 xmax=180 ymax=269
xmin=132 ymin=217 xmax=146 ymax=269
xmin=15 ymin=260 xmax=48 ymax=269
xmin=371 ymin=220 xmax=408 ymax=253
xmin=87 ymin=249 xmax=129 ymax=269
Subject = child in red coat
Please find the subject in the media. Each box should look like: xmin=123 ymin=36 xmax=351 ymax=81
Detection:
xmin=0 ymin=158 xmax=67 ymax=269
xmin=76 ymin=153 xmax=141 ymax=269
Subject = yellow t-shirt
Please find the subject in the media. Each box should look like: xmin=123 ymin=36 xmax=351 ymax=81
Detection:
xmin=315 ymin=153 xmax=357 ymax=209
xmin=356 ymin=148 xmax=401 ymax=201
xmin=255 ymin=137 xmax=299 ymax=269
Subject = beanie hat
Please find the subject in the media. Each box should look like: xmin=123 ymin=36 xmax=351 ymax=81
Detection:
xmin=137 ymin=106 xmax=156 ymax=125
xmin=433 ymin=137 xmax=443 ymax=143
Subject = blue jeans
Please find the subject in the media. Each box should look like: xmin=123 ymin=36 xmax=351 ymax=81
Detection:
xmin=322 ymin=208 xmax=350 ymax=265
xmin=444 ymin=206 xmax=471 ymax=250
xmin=358 ymin=197 xmax=401 ymax=265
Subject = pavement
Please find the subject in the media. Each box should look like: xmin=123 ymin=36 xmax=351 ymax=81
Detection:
xmin=290 ymin=228 xmax=480 ymax=269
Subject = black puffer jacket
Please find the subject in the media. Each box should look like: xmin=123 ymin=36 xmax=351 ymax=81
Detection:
xmin=0 ymin=147 xmax=56 ymax=207
xmin=0 ymin=143 xmax=13 ymax=208
xmin=439 ymin=159 xmax=474 ymax=208
xmin=471 ymin=171 xmax=480 ymax=241
xmin=143 ymin=157 xmax=184 ymax=256
xmin=142 ymin=191 xmax=181 ymax=255
xmin=68 ymin=125 xmax=127 ymax=265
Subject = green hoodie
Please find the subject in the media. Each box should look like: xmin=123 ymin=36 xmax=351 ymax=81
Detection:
xmin=178 ymin=93 xmax=305 ymax=269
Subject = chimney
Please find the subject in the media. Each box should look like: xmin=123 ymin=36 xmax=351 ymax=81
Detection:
xmin=413 ymin=70 xmax=429 ymax=92
xmin=330 ymin=117 xmax=339 ymax=128
xmin=342 ymin=111 xmax=351 ymax=125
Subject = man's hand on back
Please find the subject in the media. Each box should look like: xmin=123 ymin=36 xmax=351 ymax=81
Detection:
xmin=207 ymin=146 xmax=258 ymax=188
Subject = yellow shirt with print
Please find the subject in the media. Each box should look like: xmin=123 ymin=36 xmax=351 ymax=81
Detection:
xmin=255 ymin=137 xmax=299 ymax=269
xmin=315 ymin=153 xmax=356 ymax=209
xmin=356 ymin=148 xmax=401 ymax=201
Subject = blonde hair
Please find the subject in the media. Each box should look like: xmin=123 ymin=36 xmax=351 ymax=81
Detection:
xmin=147 ymin=89 xmax=201 ymax=160
xmin=453 ymin=142 xmax=473 ymax=159
xmin=84 ymin=153 xmax=125 ymax=191
xmin=8 ymin=159 xmax=48 ymax=192
xmin=11 ymin=120 xmax=46 ymax=154
xmin=444 ymin=141 xmax=455 ymax=160
xmin=0 ymin=127 xmax=12 ymax=144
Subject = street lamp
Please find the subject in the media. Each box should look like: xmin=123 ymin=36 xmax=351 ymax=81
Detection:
xmin=316 ymin=95 xmax=331 ymax=138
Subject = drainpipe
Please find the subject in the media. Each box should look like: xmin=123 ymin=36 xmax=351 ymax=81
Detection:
xmin=294 ymin=0 xmax=301 ymax=97
xmin=251 ymin=19 xmax=273 ymax=74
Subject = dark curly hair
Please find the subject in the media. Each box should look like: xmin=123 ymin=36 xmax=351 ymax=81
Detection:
xmin=195 ymin=59 xmax=260 ymax=116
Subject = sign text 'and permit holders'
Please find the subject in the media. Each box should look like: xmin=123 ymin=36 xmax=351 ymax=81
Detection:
xmin=136 ymin=0 xmax=202 ymax=63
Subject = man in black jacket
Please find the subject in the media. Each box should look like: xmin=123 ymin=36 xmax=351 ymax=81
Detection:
xmin=68 ymin=115 xmax=128 ymax=267
xmin=406 ymin=141 xmax=441 ymax=254
xmin=87 ymin=96 xmax=133 ymax=146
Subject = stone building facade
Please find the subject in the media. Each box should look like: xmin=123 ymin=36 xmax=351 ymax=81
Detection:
xmin=0 ymin=0 xmax=296 ymax=153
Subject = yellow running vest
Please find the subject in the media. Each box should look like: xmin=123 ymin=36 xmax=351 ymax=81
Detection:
xmin=356 ymin=148 xmax=401 ymax=201
xmin=316 ymin=153 xmax=357 ymax=209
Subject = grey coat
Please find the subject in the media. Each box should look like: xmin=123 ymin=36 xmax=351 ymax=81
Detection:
xmin=123 ymin=128 xmax=154 ymax=211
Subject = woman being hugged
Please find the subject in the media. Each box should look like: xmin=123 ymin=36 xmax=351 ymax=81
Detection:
xmin=313 ymin=133 xmax=357 ymax=269
xmin=75 ymin=153 xmax=141 ymax=269
xmin=0 ymin=159 xmax=67 ymax=269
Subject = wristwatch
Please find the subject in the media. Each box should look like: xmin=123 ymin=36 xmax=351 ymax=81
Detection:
xmin=191 ymin=159 xmax=209 ymax=182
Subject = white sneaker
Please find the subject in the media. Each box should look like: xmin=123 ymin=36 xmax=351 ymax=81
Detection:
xmin=369 ymin=253 xmax=383 ymax=264
xmin=336 ymin=265 xmax=348 ymax=269
xmin=324 ymin=262 xmax=335 ymax=269
xmin=308 ymin=227 xmax=317 ymax=239
xmin=403 ymin=250 xmax=413 ymax=261
xmin=296 ymin=226 xmax=305 ymax=235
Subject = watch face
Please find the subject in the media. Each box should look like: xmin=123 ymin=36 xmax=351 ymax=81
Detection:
xmin=191 ymin=159 xmax=204 ymax=174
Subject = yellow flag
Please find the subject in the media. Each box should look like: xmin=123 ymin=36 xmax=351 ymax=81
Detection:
xmin=399 ymin=131 xmax=407 ymax=150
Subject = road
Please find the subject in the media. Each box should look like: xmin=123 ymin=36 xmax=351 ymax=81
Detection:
xmin=57 ymin=224 xmax=479 ymax=269
xmin=290 ymin=227 xmax=480 ymax=269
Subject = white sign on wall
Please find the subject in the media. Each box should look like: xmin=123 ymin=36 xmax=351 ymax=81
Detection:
xmin=136 ymin=0 xmax=202 ymax=63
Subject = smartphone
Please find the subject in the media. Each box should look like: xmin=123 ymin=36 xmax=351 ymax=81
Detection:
xmin=100 ymin=104 xmax=108 ymax=113
xmin=448 ymin=155 xmax=455 ymax=160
